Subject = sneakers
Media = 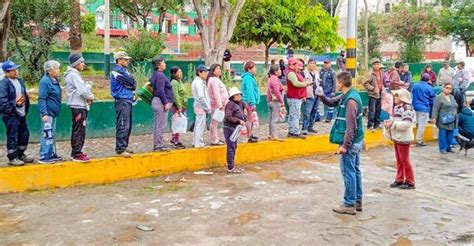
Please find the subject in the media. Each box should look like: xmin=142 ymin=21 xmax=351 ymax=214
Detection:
xmin=301 ymin=130 xmax=308 ymax=136
xmin=8 ymin=158 xmax=25 ymax=166
xmin=399 ymin=183 xmax=416 ymax=190
xmin=390 ymin=181 xmax=404 ymax=188
xmin=154 ymin=146 xmax=171 ymax=152
xmin=51 ymin=154 xmax=63 ymax=162
xmin=116 ymin=151 xmax=132 ymax=157
xmin=356 ymin=200 xmax=363 ymax=212
xmin=248 ymin=138 xmax=258 ymax=143
xmin=124 ymin=149 xmax=135 ymax=154
xmin=227 ymin=167 xmax=243 ymax=174
xmin=416 ymin=142 xmax=427 ymax=147
xmin=172 ymin=142 xmax=186 ymax=149
xmin=332 ymin=204 xmax=356 ymax=215
xmin=38 ymin=158 xmax=56 ymax=164
xmin=308 ymin=128 xmax=318 ymax=133
xmin=210 ymin=140 xmax=225 ymax=146
xmin=72 ymin=153 xmax=91 ymax=163
xmin=447 ymin=148 xmax=455 ymax=153
xmin=19 ymin=155 xmax=34 ymax=163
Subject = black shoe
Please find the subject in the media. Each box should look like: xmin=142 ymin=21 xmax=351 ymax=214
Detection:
xmin=301 ymin=131 xmax=308 ymax=136
xmin=248 ymin=138 xmax=258 ymax=143
xmin=308 ymin=128 xmax=318 ymax=133
xmin=356 ymin=200 xmax=362 ymax=212
xmin=154 ymin=146 xmax=171 ymax=152
xmin=51 ymin=154 xmax=63 ymax=162
xmin=399 ymin=183 xmax=416 ymax=190
xmin=173 ymin=142 xmax=186 ymax=149
xmin=390 ymin=181 xmax=403 ymax=188
xmin=289 ymin=133 xmax=306 ymax=139
xmin=447 ymin=148 xmax=455 ymax=153
xmin=325 ymin=119 xmax=331 ymax=123
xmin=416 ymin=142 xmax=427 ymax=147
xmin=250 ymin=135 xmax=259 ymax=140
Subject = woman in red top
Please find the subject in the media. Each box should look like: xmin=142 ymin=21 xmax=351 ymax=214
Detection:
xmin=423 ymin=64 xmax=437 ymax=85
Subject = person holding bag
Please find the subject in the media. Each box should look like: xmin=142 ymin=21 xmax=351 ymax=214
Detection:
xmin=207 ymin=64 xmax=228 ymax=146
xmin=383 ymin=89 xmax=416 ymax=190
xmin=432 ymin=83 xmax=458 ymax=154
xmin=241 ymin=61 xmax=260 ymax=143
xmin=266 ymin=64 xmax=285 ymax=140
xmin=170 ymin=66 xmax=187 ymax=149
xmin=223 ymin=87 xmax=247 ymax=174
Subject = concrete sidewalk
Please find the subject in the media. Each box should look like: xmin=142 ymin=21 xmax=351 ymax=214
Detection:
xmin=0 ymin=144 xmax=472 ymax=245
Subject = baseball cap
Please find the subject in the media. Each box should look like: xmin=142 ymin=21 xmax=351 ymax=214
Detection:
xmin=288 ymin=58 xmax=298 ymax=65
xmin=114 ymin=51 xmax=131 ymax=61
xmin=196 ymin=64 xmax=209 ymax=73
xmin=371 ymin=58 xmax=381 ymax=64
xmin=2 ymin=60 xmax=20 ymax=72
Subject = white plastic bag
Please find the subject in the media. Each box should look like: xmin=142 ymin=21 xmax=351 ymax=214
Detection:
xmin=172 ymin=113 xmax=188 ymax=134
xmin=212 ymin=109 xmax=225 ymax=122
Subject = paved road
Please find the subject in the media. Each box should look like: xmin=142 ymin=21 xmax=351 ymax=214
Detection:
xmin=0 ymin=144 xmax=473 ymax=245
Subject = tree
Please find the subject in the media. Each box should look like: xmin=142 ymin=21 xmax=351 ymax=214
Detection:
xmin=81 ymin=13 xmax=96 ymax=34
xmin=310 ymin=0 xmax=339 ymax=16
xmin=111 ymin=0 xmax=184 ymax=31
xmin=357 ymin=13 xmax=381 ymax=69
xmin=192 ymin=0 xmax=246 ymax=65
xmin=0 ymin=0 xmax=11 ymax=61
xmin=9 ymin=0 xmax=70 ymax=83
xmin=123 ymin=29 xmax=165 ymax=61
xmin=232 ymin=0 xmax=343 ymax=67
xmin=69 ymin=0 xmax=82 ymax=54
xmin=376 ymin=4 xmax=439 ymax=62
xmin=438 ymin=0 xmax=473 ymax=56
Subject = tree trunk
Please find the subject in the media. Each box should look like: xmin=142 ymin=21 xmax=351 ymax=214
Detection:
xmin=264 ymin=40 xmax=276 ymax=69
xmin=192 ymin=0 xmax=246 ymax=65
xmin=0 ymin=0 xmax=11 ymax=61
xmin=363 ymin=0 xmax=369 ymax=71
xmin=465 ymin=40 xmax=471 ymax=57
xmin=69 ymin=0 xmax=82 ymax=54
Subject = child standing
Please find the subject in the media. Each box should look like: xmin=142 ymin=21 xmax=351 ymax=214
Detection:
xmin=223 ymin=87 xmax=247 ymax=173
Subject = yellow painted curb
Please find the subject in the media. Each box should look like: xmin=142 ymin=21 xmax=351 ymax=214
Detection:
xmin=0 ymin=126 xmax=437 ymax=193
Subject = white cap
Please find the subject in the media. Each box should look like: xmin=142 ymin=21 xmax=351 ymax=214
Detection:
xmin=228 ymin=87 xmax=242 ymax=99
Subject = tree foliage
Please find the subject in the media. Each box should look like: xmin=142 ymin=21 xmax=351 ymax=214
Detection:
xmin=438 ymin=0 xmax=473 ymax=56
xmin=376 ymin=4 xmax=440 ymax=62
xmin=81 ymin=13 xmax=96 ymax=34
xmin=357 ymin=13 xmax=381 ymax=63
xmin=123 ymin=29 xmax=165 ymax=62
xmin=9 ymin=0 xmax=70 ymax=83
xmin=232 ymin=0 xmax=343 ymax=66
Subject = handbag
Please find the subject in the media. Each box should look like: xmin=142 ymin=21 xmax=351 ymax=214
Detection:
xmin=440 ymin=112 xmax=455 ymax=124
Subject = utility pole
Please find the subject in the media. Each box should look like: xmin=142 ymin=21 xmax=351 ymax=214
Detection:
xmin=104 ymin=0 xmax=111 ymax=78
xmin=346 ymin=0 xmax=357 ymax=79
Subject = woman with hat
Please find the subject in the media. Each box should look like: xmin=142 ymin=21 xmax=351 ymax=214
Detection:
xmin=223 ymin=87 xmax=247 ymax=174
xmin=432 ymin=83 xmax=458 ymax=154
xmin=383 ymin=89 xmax=416 ymax=189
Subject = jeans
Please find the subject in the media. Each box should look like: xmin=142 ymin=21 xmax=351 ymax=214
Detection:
xmin=193 ymin=113 xmax=207 ymax=148
xmin=287 ymin=98 xmax=303 ymax=135
xmin=367 ymin=97 xmax=381 ymax=128
xmin=302 ymin=97 xmax=320 ymax=131
xmin=394 ymin=142 xmax=415 ymax=185
xmin=2 ymin=114 xmax=29 ymax=161
xmin=152 ymin=97 xmax=169 ymax=148
xmin=71 ymin=108 xmax=88 ymax=157
xmin=39 ymin=116 xmax=57 ymax=160
xmin=115 ymin=99 xmax=133 ymax=153
xmin=438 ymin=128 xmax=454 ymax=152
xmin=224 ymin=127 xmax=238 ymax=170
xmin=268 ymin=101 xmax=280 ymax=137
xmin=339 ymin=141 xmax=363 ymax=206
xmin=324 ymin=92 xmax=334 ymax=120
xmin=415 ymin=111 xmax=429 ymax=144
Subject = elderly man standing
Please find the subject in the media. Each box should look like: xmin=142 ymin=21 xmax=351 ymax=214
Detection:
xmin=0 ymin=61 xmax=34 ymax=166
xmin=65 ymin=54 xmax=94 ymax=162
xmin=364 ymin=59 xmax=384 ymax=130
xmin=110 ymin=52 xmax=137 ymax=157
xmin=437 ymin=62 xmax=455 ymax=87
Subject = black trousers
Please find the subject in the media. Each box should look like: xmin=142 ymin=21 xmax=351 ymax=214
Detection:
xmin=115 ymin=100 xmax=133 ymax=153
xmin=2 ymin=114 xmax=29 ymax=160
xmin=367 ymin=97 xmax=382 ymax=128
xmin=71 ymin=108 xmax=88 ymax=157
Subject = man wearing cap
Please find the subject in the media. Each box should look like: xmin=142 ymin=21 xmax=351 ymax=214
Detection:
xmin=411 ymin=73 xmax=435 ymax=147
xmin=437 ymin=62 xmax=455 ymax=87
xmin=319 ymin=59 xmax=337 ymax=123
xmin=191 ymin=64 xmax=211 ymax=148
xmin=286 ymin=58 xmax=311 ymax=138
xmin=0 ymin=61 xmax=34 ymax=166
xmin=65 ymin=53 xmax=94 ymax=162
xmin=364 ymin=58 xmax=384 ymax=130
xmin=110 ymin=51 xmax=137 ymax=156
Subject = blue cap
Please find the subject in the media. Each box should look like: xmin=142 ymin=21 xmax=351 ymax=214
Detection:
xmin=196 ymin=64 xmax=209 ymax=73
xmin=2 ymin=60 xmax=20 ymax=72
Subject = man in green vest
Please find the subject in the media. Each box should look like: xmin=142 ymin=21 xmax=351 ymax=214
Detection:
xmin=316 ymin=71 xmax=365 ymax=215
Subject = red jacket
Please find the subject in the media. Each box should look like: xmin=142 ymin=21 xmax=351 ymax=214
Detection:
xmin=286 ymin=71 xmax=307 ymax=99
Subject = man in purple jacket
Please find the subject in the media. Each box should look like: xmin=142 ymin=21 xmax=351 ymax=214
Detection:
xmin=150 ymin=57 xmax=174 ymax=151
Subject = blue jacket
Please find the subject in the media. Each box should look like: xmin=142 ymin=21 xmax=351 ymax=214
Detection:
xmin=0 ymin=77 xmax=30 ymax=116
xmin=110 ymin=65 xmax=137 ymax=101
xmin=38 ymin=74 xmax=62 ymax=117
xmin=411 ymin=81 xmax=435 ymax=113
xmin=150 ymin=70 xmax=173 ymax=104
xmin=241 ymin=72 xmax=260 ymax=106
xmin=320 ymin=68 xmax=336 ymax=94
xmin=458 ymin=107 xmax=474 ymax=137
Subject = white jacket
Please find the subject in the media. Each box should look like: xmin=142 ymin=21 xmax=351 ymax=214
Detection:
xmin=191 ymin=76 xmax=210 ymax=113
xmin=388 ymin=103 xmax=415 ymax=143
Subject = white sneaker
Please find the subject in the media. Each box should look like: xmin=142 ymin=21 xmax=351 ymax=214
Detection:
xmin=8 ymin=158 xmax=25 ymax=166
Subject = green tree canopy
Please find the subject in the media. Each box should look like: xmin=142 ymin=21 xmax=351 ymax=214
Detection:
xmin=232 ymin=0 xmax=343 ymax=66
xmin=438 ymin=0 xmax=473 ymax=56
xmin=81 ymin=13 xmax=96 ymax=34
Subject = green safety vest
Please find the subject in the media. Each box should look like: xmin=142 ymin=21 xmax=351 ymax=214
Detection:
xmin=329 ymin=88 xmax=365 ymax=145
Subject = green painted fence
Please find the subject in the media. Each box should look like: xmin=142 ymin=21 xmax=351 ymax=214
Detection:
xmin=0 ymin=91 xmax=371 ymax=143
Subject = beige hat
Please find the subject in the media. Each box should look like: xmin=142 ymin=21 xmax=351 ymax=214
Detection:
xmin=114 ymin=51 xmax=131 ymax=61
xmin=392 ymin=89 xmax=411 ymax=104
xmin=228 ymin=87 xmax=242 ymax=99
